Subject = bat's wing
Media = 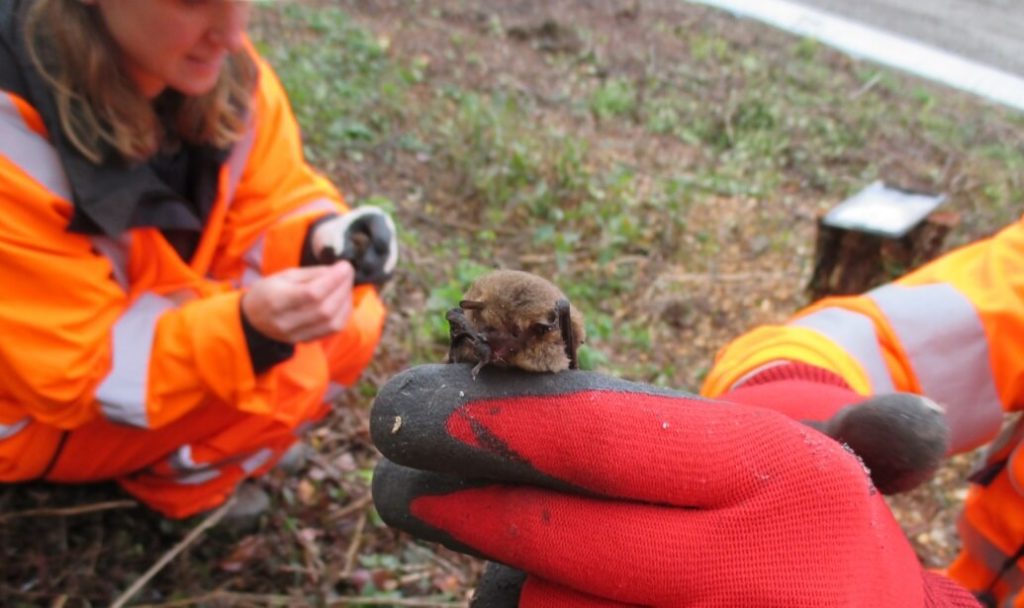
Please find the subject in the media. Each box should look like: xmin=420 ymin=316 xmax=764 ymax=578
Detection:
xmin=445 ymin=308 xmax=474 ymax=363
xmin=446 ymin=308 xmax=492 ymax=376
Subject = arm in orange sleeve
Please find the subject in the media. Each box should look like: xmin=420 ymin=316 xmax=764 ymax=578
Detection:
xmin=211 ymin=48 xmax=351 ymax=281
xmin=145 ymin=51 xmax=387 ymax=425
xmin=702 ymin=217 xmax=1024 ymax=455
xmin=205 ymin=47 xmax=385 ymax=389
xmin=0 ymin=170 xmax=123 ymax=429
xmin=0 ymin=169 xmax=270 ymax=431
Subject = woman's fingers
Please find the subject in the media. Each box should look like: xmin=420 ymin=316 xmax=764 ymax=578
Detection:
xmin=241 ymin=261 xmax=354 ymax=343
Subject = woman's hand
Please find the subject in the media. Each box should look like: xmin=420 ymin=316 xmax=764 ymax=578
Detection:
xmin=241 ymin=260 xmax=354 ymax=343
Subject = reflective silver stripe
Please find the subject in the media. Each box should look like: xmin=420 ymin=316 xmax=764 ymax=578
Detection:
xmin=0 ymin=93 xmax=72 ymax=199
xmin=223 ymin=117 xmax=256 ymax=203
xmin=869 ymin=283 xmax=1003 ymax=453
xmin=239 ymin=266 xmax=262 ymax=288
xmin=240 ymin=447 xmax=273 ymax=475
xmin=168 ymin=445 xmax=273 ymax=485
xmin=324 ymin=381 xmax=345 ymax=403
xmin=169 ymin=445 xmax=221 ymax=485
xmin=0 ymin=417 xmax=29 ymax=440
xmin=789 ymin=307 xmax=895 ymax=392
xmin=88 ymin=234 xmax=132 ymax=291
xmin=958 ymin=515 xmax=1024 ymax=605
xmin=241 ymin=235 xmax=266 ymax=276
xmin=95 ymin=292 xmax=175 ymax=428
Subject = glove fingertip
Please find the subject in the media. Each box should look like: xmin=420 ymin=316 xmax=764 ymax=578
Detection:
xmin=370 ymin=459 xmax=488 ymax=558
xmin=471 ymin=563 xmax=526 ymax=608
xmin=369 ymin=215 xmax=393 ymax=245
xmin=370 ymin=458 xmax=419 ymax=527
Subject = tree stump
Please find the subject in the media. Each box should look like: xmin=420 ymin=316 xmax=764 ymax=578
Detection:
xmin=806 ymin=211 xmax=960 ymax=301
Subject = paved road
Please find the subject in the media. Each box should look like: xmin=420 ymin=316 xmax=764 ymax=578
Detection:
xmin=792 ymin=0 xmax=1024 ymax=76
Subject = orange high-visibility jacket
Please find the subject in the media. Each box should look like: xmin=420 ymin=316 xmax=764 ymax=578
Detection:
xmin=702 ymin=216 xmax=1024 ymax=604
xmin=0 ymin=33 xmax=385 ymax=479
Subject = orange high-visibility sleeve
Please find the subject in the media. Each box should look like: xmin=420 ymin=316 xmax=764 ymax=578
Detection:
xmin=209 ymin=50 xmax=350 ymax=282
xmin=202 ymin=48 xmax=385 ymax=390
xmin=703 ymin=217 xmax=1024 ymax=454
xmin=146 ymin=289 xmax=269 ymax=428
xmin=892 ymin=219 xmax=1024 ymax=414
xmin=0 ymin=161 xmax=122 ymax=429
xmin=0 ymin=168 xmax=279 ymax=432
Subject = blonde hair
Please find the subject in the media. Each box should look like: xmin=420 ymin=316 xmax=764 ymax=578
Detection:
xmin=24 ymin=0 xmax=257 ymax=164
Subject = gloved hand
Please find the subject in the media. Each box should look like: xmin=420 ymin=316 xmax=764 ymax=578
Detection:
xmin=370 ymin=364 xmax=979 ymax=607
xmin=311 ymin=206 xmax=398 ymax=286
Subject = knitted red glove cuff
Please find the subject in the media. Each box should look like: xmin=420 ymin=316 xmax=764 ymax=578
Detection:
xmin=733 ymin=360 xmax=853 ymax=390
xmin=721 ymin=361 xmax=863 ymax=422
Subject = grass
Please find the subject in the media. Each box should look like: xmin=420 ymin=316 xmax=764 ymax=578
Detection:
xmin=2 ymin=1 xmax=1021 ymax=605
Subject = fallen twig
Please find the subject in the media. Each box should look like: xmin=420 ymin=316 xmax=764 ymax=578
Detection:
xmin=110 ymin=496 xmax=236 ymax=608
xmin=852 ymin=72 xmax=883 ymax=99
xmin=406 ymin=542 xmax=472 ymax=585
xmin=134 ymin=590 xmax=299 ymax=607
xmin=658 ymin=271 xmax=790 ymax=284
xmin=341 ymin=510 xmax=367 ymax=579
xmin=137 ymin=590 xmax=467 ymax=608
xmin=0 ymin=499 xmax=138 ymax=522
xmin=328 ymin=492 xmax=373 ymax=522
xmin=328 ymin=597 xmax=468 ymax=607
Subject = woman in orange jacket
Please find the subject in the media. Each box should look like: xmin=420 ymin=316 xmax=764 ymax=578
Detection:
xmin=0 ymin=0 xmax=396 ymax=518
xmin=701 ymin=218 xmax=1024 ymax=606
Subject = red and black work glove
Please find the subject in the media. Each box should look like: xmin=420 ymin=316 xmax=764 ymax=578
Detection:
xmin=370 ymin=364 xmax=978 ymax=607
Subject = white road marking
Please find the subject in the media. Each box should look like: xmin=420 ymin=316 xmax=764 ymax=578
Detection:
xmin=690 ymin=0 xmax=1024 ymax=113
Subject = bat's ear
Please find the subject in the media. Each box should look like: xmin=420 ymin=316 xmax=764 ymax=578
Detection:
xmin=460 ymin=299 xmax=485 ymax=310
xmin=555 ymin=299 xmax=579 ymax=369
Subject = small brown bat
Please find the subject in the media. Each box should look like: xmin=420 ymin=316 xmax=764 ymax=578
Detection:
xmin=446 ymin=270 xmax=585 ymax=377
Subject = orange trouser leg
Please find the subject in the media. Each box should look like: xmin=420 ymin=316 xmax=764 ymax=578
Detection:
xmin=0 ymin=421 xmax=66 ymax=480
xmin=44 ymin=384 xmax=328 ymax=519
xmin=325 ymin=285 xmax=386 ymax=386
xmin=1 ymin=301 xmax=381 ymax=519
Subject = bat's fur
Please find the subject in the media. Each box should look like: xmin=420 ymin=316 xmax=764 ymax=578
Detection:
xmin=447 ymin=270 xmax=585 ymax=376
